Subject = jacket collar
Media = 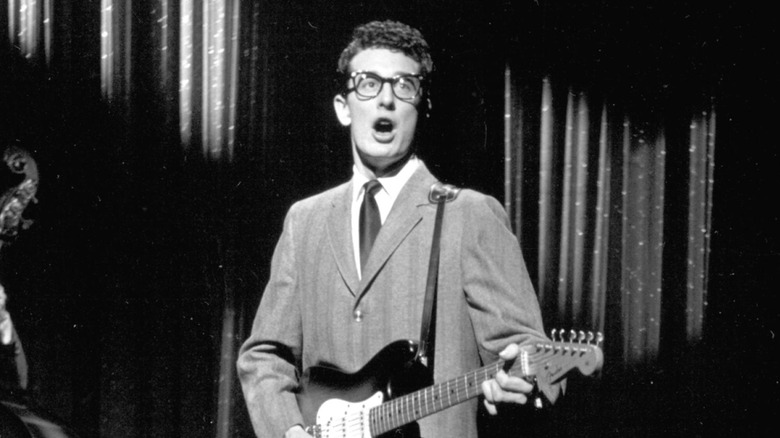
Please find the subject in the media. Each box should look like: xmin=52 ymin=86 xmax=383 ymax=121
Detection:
xmin=326 ymin=162 xmax=437 ymax=297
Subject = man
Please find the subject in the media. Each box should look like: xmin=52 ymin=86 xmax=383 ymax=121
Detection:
xmin=0 ymin=284 xmax=27 ymax=397
xmin=237 ymin=20 xmax=554 ymax=438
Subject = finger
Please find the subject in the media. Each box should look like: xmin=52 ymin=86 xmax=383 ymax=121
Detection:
xmin=482 ymin=381 xmax=499 ymax=414
xmin=484 ymin=379 xmax=530 ymax=407
xmin=495 ymin=370 xmax=534 ymax=393
xmin=481 ymin=380 xmax=494 ymax=402
xmin=498 ymin=343 xmax=520 ymax=360
xmin=483 ymin=398 xmax=498 ymax=415
xmin=496 ymin=391 xmax=528 ymax=405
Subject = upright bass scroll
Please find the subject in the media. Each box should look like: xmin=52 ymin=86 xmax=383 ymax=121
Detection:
xmin=0 ymin=145 xmax=38 ymax=248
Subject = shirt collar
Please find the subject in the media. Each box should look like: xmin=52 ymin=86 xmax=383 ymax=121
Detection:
xmin=352 ymin=155 xmax=420 ymax=203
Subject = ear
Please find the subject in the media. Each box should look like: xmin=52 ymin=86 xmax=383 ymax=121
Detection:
xmin=333 ymin=94 xmax=351 ymax=126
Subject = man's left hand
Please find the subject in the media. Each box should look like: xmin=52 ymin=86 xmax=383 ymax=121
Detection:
xmin=480 ymin=343 xmax=533 ymax=415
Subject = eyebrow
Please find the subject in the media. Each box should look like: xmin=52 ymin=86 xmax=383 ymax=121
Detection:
xmin=353 ymin=70 xmax=422 ymax=77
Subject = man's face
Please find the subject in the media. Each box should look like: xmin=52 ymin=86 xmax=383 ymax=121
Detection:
xmin=334 ymin=48 xmax=422 ymax=176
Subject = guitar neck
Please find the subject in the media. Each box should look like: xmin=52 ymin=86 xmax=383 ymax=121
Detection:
xmin=368 ymin=360 xmax=506 ymax=435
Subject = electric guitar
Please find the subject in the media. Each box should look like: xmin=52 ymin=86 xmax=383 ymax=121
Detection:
xmin=296 ymin=330 xmax=603 ymax=438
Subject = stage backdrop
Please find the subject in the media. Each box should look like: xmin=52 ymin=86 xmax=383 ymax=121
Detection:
xmin=1 ymin=1 xmax=775 ymax=438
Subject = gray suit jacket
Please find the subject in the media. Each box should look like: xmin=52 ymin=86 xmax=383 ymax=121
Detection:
xmin=237 ymin=162 xmax=547 ymax=438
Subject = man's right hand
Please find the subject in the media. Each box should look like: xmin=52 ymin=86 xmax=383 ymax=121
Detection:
xmin=284 ymin=425 xmax=313 ymax=438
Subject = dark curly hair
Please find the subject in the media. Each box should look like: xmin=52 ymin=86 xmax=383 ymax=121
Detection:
xmin=337 ymin=20 xmax=433 ymax=76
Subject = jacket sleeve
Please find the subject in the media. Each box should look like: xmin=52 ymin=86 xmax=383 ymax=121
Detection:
xmin=237 ymin=205 xmax=305 ymax=438
xmin=459 ymin=193 xmax=566 ymax=405
xmin=459 ymin=193 xmax=548 ymax=362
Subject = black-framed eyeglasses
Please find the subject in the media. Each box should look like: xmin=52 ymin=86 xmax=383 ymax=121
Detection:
xmin=344 ymin=71 xmax=425 ymax=102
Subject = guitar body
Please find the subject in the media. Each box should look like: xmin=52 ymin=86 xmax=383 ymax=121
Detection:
xmin=297 ymin=340 xmax=431 ymax=438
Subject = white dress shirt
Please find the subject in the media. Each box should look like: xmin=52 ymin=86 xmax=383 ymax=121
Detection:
xmin=351 ymin=156 xmax=420 ymax=277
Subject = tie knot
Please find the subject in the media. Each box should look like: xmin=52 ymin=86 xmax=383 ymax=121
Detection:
xmin=364 ymin=180 xmax=382 ymax=197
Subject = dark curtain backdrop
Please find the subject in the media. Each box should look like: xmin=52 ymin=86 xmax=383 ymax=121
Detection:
xmin=0 ymin=1 xmax=776 ymax=438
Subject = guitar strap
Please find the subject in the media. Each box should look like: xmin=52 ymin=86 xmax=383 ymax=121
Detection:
xmin=416 ymin=182 xmax=460 ymax=373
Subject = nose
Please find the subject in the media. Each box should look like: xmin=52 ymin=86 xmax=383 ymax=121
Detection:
xmin=376 ymin=81 xmax=396 ymax=108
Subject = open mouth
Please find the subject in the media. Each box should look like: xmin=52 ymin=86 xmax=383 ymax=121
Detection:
xmin=372 ymin=118 xmax=395 ymax=141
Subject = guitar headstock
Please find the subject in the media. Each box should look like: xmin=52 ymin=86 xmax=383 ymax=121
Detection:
xmin=521 ymin=329 xmax=604 ymax=404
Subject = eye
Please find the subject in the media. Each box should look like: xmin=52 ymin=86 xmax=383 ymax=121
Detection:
xmin=359 ymin=75 xmax=380 ymax=89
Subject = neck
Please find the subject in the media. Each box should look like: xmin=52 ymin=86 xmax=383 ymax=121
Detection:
xmin=355 ymin=150 xmax=413 ymax=179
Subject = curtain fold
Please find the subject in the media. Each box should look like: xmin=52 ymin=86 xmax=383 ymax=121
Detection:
xmin=686 ymin=108 xmax=716 ymax=342
xmin=6 ymin=0 xmax=52 ymax=64
xmin=506 ymin=73 xmax=715 ymax=369
xmin=98 ymin=0 xmax=242 ymax=162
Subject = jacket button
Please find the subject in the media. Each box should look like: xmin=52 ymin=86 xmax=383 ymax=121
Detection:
xmin=353 ymin=309 xmax=363 ymax=322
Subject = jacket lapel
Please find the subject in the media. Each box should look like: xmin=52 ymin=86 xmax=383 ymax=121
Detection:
xmin=326 ymin=181 xmax=360 ymax=296
xmin=356 ymin=164 xmax=438 ymax=299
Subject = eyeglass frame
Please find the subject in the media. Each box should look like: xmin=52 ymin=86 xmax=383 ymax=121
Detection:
xmin=342 ymin=70 xmax=427 ymax=102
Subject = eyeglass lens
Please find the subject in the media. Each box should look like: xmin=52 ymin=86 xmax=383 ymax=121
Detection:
xmin=352 ymin=72 xmax=421 ymax=100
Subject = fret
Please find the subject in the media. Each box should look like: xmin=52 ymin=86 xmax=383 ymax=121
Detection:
xmin=380 ymin=402 xmax=387 ymax=432
xmin=409 ymin=392 xmax=419 ymax=420
xmin=452 ymin=376 xmax=459 ymax=404
xmin=422 ymin=386 xmax=429 ymax=418
xmin=380 ymin=403 xmax=386 ymax=435
xmin=392 ymin=399 xmax=399 ymax=430
xmin=436 ymin=382 xmax=442 ymax=411
xmin=380 ymin=403 xmax=392 ymax=430
xmin=413 ymin=393 xmax=417 ymax=420
xmin=395 ymin=398 xmax=402 ymax=429
xmin=388 ymin=399 xmax=395 ymax=431
xmin=405 ymin=394 xmax=411 ymax=425
xmin=369 ymin=405 xmax=374 ymax=434
xmin=399 ymin=395 xmax=405 ymax=427
xmin=401 ymin=396 xmax=407 ymax=428
xmin=396 ymin=398 xmax=403 ymax=429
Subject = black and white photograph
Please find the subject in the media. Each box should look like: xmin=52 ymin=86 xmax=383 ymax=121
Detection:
xmin=0 ymin=1 xmax=775 ymax=437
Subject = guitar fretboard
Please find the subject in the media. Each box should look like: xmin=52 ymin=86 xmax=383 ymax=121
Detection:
xmin=368 ymin=360 xmax=510 ymax=436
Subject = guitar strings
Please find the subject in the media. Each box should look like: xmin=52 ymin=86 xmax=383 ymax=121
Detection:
xmin=367 ymin=344 xmax=591 ymax=434
xmin=370 ymin=362 xmax=503 ymax=433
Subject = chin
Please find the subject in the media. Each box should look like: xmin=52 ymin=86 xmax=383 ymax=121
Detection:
xmin=361 ymin=146 xmax=398 ymax=161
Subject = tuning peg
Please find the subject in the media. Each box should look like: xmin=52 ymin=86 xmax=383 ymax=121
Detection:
xmin=596 ymin=332 xmax=604 ymax=346
xmin=569 ymin=329 xmax=576 ymax=342
xmin=578 ymin=331 xmax=586 ymax=343
xmin=550 ymin=328 xmax=558 ymax=342
xmin=586 ymin=331 xmax=594 ymax=344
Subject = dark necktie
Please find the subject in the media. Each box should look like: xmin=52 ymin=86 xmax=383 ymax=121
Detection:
xmin=359 ymin=180 xmax=383 ymax=271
